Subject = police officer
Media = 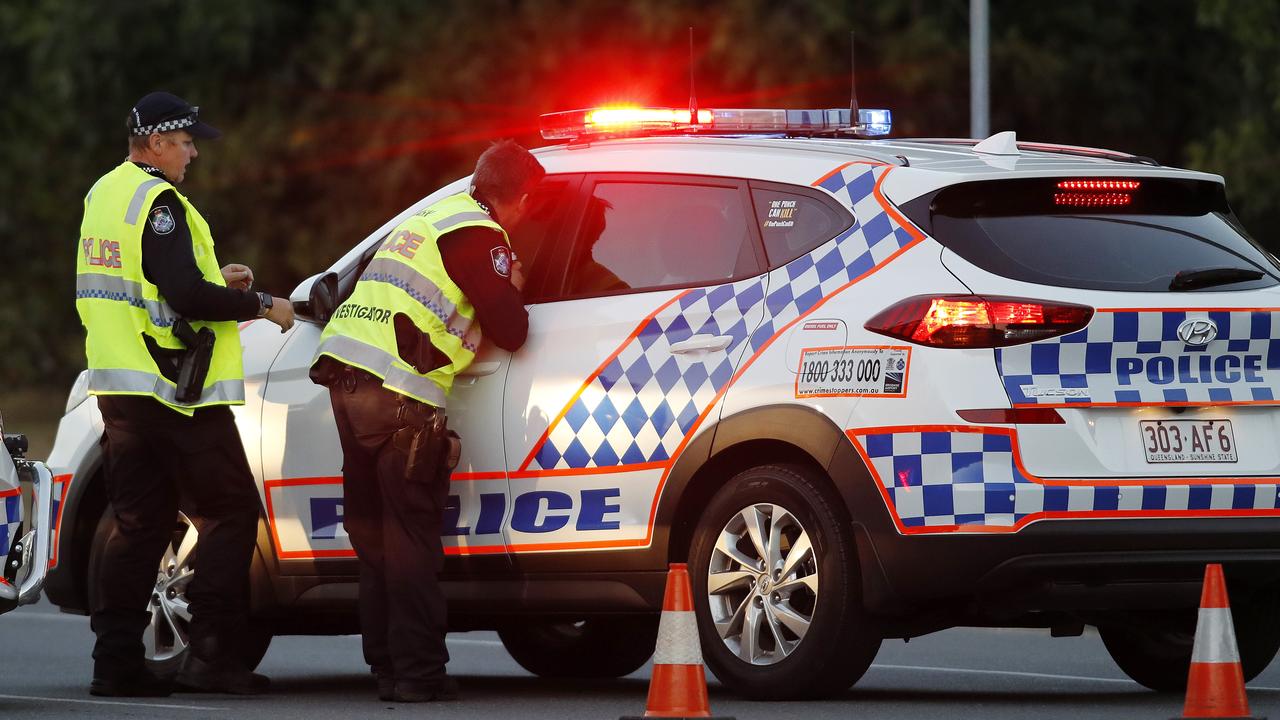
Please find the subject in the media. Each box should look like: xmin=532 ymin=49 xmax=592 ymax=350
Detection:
xmin=76 ymin=92 xmax=295 ymax=697
xmin=311 ymin=140 xmax=544 ymax=702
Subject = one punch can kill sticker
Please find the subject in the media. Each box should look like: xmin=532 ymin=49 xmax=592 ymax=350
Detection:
xmin=795 ymin=346 xmax=911 ymax=398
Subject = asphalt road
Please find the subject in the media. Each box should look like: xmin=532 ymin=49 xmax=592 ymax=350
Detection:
xmin=4 ymin=600 xmax=1280 ymax=719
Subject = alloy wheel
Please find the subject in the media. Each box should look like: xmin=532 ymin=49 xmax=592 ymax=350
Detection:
xmin=145 ymin=512 xmax=197 ymax=663
xmin=705 ymin=502 xmax=819 ymax=665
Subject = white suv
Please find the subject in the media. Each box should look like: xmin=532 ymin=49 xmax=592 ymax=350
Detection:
xmin=45 ymin=108 xmax=1280 ymax=699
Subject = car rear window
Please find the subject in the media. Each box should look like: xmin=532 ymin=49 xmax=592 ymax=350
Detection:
xmin=899 ymin=178 xmax=1279 ymax=292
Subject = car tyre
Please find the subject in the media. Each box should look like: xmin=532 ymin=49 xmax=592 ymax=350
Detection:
xmin=1100 ymin=593 xmax=1280 ymax=693
xmin=498 ymin=616 xmax=660 ymax=678
xmin=688 ymin=463 xmax=881 ymax=700
xmin=87 ymin=507 xmax=273 ymax=675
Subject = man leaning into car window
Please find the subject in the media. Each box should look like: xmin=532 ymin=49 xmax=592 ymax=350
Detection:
xmin=310 ymin=139 xmax=543 ymax=703
xmin=75 ymin=92 xmax=294 ymax=698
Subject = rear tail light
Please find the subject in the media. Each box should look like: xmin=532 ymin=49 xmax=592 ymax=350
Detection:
xmin=956 ymin=408 xmax=1065 ymax=424
xmin=865 ymin=295 xmax=1093 ymax=348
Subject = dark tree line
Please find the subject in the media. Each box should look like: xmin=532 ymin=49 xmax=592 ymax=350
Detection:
xmin=1 ymin=0 xmax=1275 ymax=389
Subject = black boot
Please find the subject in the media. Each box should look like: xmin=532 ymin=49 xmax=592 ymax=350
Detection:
xmin=90 ymin=668 xmax=174 ymax=698
xmin=390 ymin=675 xmax=459 ymax=703
xmin=175 ymin=651 xmax=271 ymax=695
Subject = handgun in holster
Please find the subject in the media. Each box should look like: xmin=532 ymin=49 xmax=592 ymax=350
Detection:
xmin=398 ymin=406 xmax=461 ymax=484
xmin=172 ymin=319 xmax=216 ymax=404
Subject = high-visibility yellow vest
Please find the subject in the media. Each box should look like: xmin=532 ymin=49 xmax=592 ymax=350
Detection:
xmin=315 ymin=192 xmax=508 ymax=406
xmin=75 ymin=161 xmax=244 ymax=416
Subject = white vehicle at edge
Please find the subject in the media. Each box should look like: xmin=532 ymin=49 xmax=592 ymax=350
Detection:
xmin=44 ymin=107 xmax=1280 ymax=698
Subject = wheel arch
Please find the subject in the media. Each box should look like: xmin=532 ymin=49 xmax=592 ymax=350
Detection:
xmin=45 ymin=446 xmax=282 ymax=616
xmin=661 ymin=404 xmax=885 ymax=568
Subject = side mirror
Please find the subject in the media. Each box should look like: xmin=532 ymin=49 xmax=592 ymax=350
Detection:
xmin=290 ymin=271 xmax=340 ymax=323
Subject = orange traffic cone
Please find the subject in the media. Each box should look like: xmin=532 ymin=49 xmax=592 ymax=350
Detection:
xmin=1175 ymin=563 xmax=1263 ymax=720
xmin=621 ymin=563 xmax=734 ymax=720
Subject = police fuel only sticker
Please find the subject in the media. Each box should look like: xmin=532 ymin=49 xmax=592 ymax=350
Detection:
xmin=795 ymin=346 xmax=911 ymax=398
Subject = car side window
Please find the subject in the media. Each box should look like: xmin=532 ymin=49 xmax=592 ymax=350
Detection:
xmin=561 ymin=178 xmax=760 ymax=298
xmin=749 ymin=181 xmax=854 ymax=269
xmin=506 ymin=175 xmax=581 ymax=302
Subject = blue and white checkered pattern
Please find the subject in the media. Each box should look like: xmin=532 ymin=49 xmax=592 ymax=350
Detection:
xmin=857 ymin=429 xmax=1280 ymax=531
xmin=998 ymin=310 xmax=1280 ymax=406
xmin=531 ymin=163 xmax=920 ymax=470
xmin=0 ymin=493 xmax=20 ymax=555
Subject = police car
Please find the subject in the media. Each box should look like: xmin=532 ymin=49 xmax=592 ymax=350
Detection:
xmin=43 ymin=105 xmax=1280 ymax=698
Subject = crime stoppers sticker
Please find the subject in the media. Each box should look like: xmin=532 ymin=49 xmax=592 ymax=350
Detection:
xmin=795 ymin=346 xmax=911 ymax=398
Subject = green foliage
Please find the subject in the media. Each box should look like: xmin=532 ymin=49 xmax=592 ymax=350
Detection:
xmin=1188 ymin=0 xmax=1280 ymax=244
xmin=0 ymin=0 xmax=1276 ymax=391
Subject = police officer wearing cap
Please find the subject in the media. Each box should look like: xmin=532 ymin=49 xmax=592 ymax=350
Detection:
xmin=310 ymin=139 xmax=544 ymax=703
xmin=76 ymin=91 xmax=295 ymax=697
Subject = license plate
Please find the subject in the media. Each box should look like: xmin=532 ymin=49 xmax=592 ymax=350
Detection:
xmin=1140 ymin=419 xmax=1237 ymax=463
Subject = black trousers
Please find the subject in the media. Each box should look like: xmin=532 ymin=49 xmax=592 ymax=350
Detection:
xmin=328 ymin=368 xmax=452 ymax=683
xmin=91 ymin=395 xmax=260 ymax=680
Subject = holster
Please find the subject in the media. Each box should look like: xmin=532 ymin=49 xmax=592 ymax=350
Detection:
xmin=172 ymin=319 xmax=216 ymax=404
xmin=392 ymin=401 xmax=460 ymax=484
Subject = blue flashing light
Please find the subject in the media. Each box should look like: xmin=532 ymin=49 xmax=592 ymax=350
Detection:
xmin=858 ymin=108 xmax=892 ymax=137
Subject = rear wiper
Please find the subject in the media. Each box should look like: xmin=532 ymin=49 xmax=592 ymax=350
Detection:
xmin=1169 ymin=267 xmax=1266 ymax=291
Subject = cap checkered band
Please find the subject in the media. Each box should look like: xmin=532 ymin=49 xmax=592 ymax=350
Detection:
xmin=852 ymin=427 xmax=1280 ymax=534
xmin=130 ymin=107 xmax=200 ymax=136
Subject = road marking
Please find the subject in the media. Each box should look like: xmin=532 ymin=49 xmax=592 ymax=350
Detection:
xmin=871 ymin=663 xmax=1136 ymax=685
xmin=0 ymin=611 xmax=84 ymax=622
xmin=0 ymin=693 xmax=217 ymax=711
xmin=449 ymin=637 xmax=504 ymax=647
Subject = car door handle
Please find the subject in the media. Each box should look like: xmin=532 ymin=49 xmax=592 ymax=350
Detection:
xmin=459 ymin=361 xmax=502 ymax=377
xmin=669 ymin=334 xmax=732 ymax=354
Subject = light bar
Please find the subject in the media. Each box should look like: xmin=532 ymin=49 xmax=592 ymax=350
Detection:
xmin=539 ymin=106 xmax=893 ymax=140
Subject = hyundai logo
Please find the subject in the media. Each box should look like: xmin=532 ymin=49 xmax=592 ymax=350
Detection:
xmin=1177 ymin=318 xmax=1219 ymax=346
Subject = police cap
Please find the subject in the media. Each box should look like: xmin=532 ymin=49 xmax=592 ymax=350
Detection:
xmin=127 ymin=91 xmax=221 ymax=139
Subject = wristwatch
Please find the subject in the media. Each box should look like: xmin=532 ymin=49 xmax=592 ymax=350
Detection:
xmin=256 ymin=291 xmax=273 ymax=318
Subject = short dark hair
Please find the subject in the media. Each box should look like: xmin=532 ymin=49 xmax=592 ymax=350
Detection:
xmin=472 ymin=140 xmax=545 ymax=205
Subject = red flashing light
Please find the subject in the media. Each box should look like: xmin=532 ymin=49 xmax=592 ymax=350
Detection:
xmin=865 ymin=295 xmax=1093 ymax=348
xmin=1054 ymin=192 xmax=1133 ymax=207
xmin=1056 ymin=179 xmax=1141 ymax=191
xmin=584 ymin=107 xmax=713 ymax=128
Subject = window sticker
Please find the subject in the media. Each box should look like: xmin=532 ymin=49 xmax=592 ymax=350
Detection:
xmin=762 ymin=198 xmax=797 ymax=228
xmin=795 ymin=346 xmax=911 ymax=398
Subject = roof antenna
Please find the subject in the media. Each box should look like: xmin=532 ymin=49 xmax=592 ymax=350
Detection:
xmin=848 ymin=30 xmax=860 ymax=134
xmin=688 ymin=27 xmax=698 ymax=123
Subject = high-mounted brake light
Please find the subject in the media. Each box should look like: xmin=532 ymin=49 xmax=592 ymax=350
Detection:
xmin=1056 ymin=179 xmax=1141 ymax=191
xmin=865 ymin=295 xmax=1093 ymax=348
xmin=1054 ymin=192 xmax=1133 ymax=207
xmin=539 ymin=106 xmax=892 ymax=141
xmin=1054 ymin=178 xmax=1141 ymax=207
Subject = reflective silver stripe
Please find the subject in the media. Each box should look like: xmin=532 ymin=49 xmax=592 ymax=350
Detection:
xmin=75 ymin=274 xmax=179 ymax=328
xmin=652 ymin=611 xmax=703 ymax=665
xmin=316 ymin=334 xmax=447 ymax=406
xmin=85 ymin=176 xmax=105 ymax=205
xmin=360 ymin=258 xmax=478 ymax=351
xmin=432 ymin=211 xmax=492 ymax=232
xmin=86 ymin=369 xmax=244 ymax=406
xmin=125 ymin=178 xmax=167 ymax=224
xmin=1191 ymin=607 xmax=1239 ymax=663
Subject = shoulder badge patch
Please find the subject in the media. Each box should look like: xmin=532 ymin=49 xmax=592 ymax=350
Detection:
xmin=149 ymin=206 xmax=175 ymax=235
xmin=491 ymin=246 xmax=512 ymax=277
